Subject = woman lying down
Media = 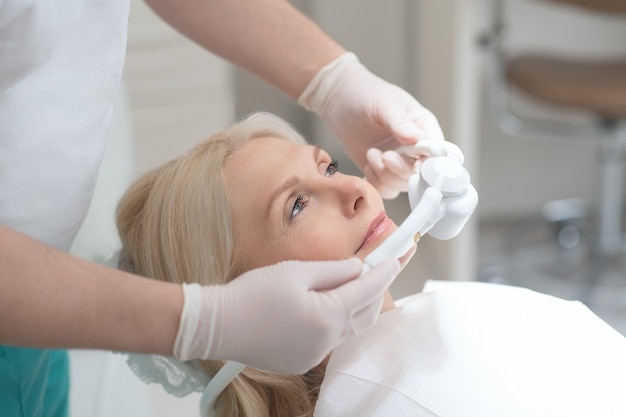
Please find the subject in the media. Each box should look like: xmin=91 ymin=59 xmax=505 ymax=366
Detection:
xmin=116 ymin=112 xmax=626 ymax=417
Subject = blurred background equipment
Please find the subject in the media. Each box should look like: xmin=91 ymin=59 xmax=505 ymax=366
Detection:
xmin=478 ymin=0 xmax=626 ymax=326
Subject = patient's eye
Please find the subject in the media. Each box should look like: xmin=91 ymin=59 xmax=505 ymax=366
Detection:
xmin=325 ymin=160 xmax=338 ymax=176
xmin=290 ymin=194 xmax=308 ymax=218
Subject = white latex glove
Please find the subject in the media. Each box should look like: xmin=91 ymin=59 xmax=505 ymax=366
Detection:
xmin=173 ymin=258 xmax=400 ymax=374
xmin=366 ymin=139 xmax=466 ymax=199
xmin=298 ymin=52 xmax=445 ymax=199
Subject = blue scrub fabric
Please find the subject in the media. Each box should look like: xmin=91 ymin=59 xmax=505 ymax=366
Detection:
xmin=0 ymin=346 xmax=69 ymax=417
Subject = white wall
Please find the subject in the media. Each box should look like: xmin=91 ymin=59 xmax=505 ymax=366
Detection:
xmin=124 ymin=1 xmax=235 ymax=176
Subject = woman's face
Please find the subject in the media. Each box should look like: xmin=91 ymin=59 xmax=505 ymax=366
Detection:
xmin=224 ymin=136 xmax=408 ymax=270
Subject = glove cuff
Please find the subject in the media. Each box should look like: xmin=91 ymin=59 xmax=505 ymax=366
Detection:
xmin=173 ymin=282 xmax=213 ymax=361
xmin=297 ymin=51 xmax=361 ymax=114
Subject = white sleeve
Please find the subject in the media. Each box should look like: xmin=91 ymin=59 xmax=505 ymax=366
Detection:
xmin=0 ymin=0 xmax=79 ymax=89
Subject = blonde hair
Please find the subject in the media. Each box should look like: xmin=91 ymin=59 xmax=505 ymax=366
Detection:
xmin=116 ymin=112 xmax=322 ymax=417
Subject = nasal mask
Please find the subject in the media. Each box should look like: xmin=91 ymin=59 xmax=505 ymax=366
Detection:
xmin=363 ymin=153 xmax=478 ymax=272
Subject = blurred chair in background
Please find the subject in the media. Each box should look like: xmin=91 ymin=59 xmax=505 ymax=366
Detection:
xmin=479 ymin=0 xmax=626 ymax=287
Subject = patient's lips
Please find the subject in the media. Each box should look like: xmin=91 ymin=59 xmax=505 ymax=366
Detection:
xmin=357 ymin=211 xmax=394 ymax=255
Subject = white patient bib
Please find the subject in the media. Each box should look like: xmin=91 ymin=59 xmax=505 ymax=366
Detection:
xmin=315 ymin=281 xmax=626 ymax=417
xmin=0 ymin=0 xmax=130 ymax=250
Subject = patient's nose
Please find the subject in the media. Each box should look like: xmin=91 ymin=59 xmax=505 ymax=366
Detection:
xmin=336 ymin=176 xmax=367 ymax=217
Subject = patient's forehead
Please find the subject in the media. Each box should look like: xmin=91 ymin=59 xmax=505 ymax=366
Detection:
xmin=224 ymin=136 xmax=305 ymax=201
xmin=225 ymin=136 xmax=312 ymax=179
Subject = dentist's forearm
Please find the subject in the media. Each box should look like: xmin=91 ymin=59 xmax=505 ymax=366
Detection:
xmin=0 ymin=225 xmax=182 ymax=355
xmin=144 ymin=0 xmax=346 ymax=98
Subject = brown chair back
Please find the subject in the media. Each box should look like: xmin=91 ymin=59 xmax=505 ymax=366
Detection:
xmin=545 ymin=0 xmax=626 ymax=14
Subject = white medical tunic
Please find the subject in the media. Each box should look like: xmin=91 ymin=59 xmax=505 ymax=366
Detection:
xmin=0 ymin=0 xmax=130 ymax=251
xmin=315 ymin=281 xmax=626 ymax=417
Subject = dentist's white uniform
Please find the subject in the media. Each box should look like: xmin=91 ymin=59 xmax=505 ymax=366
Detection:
xmin=315 ymin=281 xmax=626 ymax=417
xmin=0 ymin=0 xmax=128 ymax=251
xmin=0 ymin=2 xmax=143 ymax=416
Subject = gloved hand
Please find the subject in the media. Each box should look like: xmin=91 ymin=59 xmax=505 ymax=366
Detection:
xmin=298 ymin=52 xmax=445 ymax=199
xmin=367 ymin=139 xmax=466 ymax=199
xmin=173 ymin=257 xmax=400 ymax=374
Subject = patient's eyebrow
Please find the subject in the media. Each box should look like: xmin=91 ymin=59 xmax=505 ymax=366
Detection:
xmin=265 ymin=146 xmax=321 ymax=220
xmin=265 ymin=176 xmax=299 ymax=221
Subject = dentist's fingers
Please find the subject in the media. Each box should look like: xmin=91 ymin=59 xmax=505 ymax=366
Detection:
xmin=335 ymin=258 xmax=400 ymax=312
xmin=366 ymin=148 xmax=410 ymax=192
xmin=337 ymin=259 xmax=401 ymax=337
xmin=303 ymin=258 xmax=363 ymax=291
xmin=349 ymin=294 xmax=386 ymax=337
xmin=381 ymin=151 xmax=417 ymax=180
xmin=396 ymin=140 xmax=465 ymax=164
xmin=333 ymin=258 xmax=401 ymax=337
xmin=363 ymin=164 xmax=401 ymax=200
